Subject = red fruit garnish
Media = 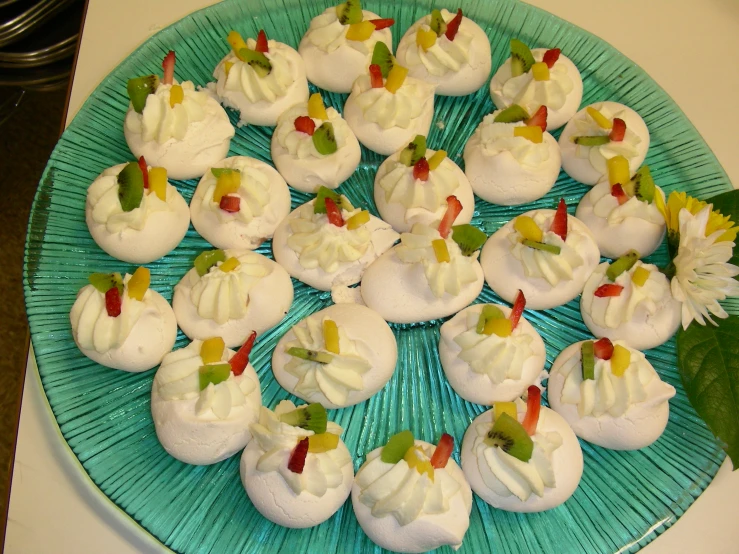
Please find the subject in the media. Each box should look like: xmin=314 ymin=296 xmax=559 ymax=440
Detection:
xmin=162 ymin=50 xmax=175 ymax=85
xmin=219 ymin=195 xmax=241 ymax=213
xmin=444 ymin=9 xmax=463 ymax=41
xmin=509 ymin=289 xmax=526 ymax=330
xmin=609 ymin=117 xmax=626 ymax=142
xmin=229 ymin=331 xmax=256 ymax=376
xmin=594 ymin=284 xmax=624 ymax=297
xmin=294 ymin=115 xmax=315 ymax=135
xmin=370 ymin=18 xmax=395 ymax=30
xmin=542 ymin=48 xmax=561 ymax=69
xmin=413 ymin=157 xmax=430 ymax=181
xmin=137 ymin=156 xmax=149 ymax=189
xmin=438 ymin=195 xmax=462 ymax=239
xmin=550 ymin=198 xmax=568 ymax=241
xmin=526 ymin=105 xmax=547 ymax=132
xmin=522 ymin=385 xmax=541 ymax=436
xmin=324 ymin=197 xmax=345 ymax=227
xmin=430 ymin=433 xmax=454 ymax=469
xmin=369 ymin=63 xmax=384 ymax=88
xmin=594 ymin=337 xmax=614 ymax=360
xmin=105 ymin=287 xmax=122 ymax=318
xmin=610 ymin=183 xmax=628 ymax=205
xmin=255 ymin=29 xmax=269 ymax=53
xmin=287 ymin=437 xmax=310 ymax=474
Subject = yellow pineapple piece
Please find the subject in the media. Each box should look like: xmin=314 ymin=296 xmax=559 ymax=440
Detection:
xmin=148 ymin=167 xmax=167 ymax=201
xmin=483 ymin=318 xmax=512 ymax=337
xmin=127 ymin=266 xmax=150 ymax=301
xmin=224 ymin=61 xmax=234 ymax=76
xmin=404 ymin=446 xmax=434 ymax=480
xmin=169 ymin=84 xmax=184 ymax=108
xmin=513 ymin=215 xmax=543 ymax=242
xmin=346 ymin=210 xmax=370 ymax=230
xmin=587 ymin=106 xmax=613 ymax=129
xmin=346 ymin=21 xmax=375 ymax=42
xmin=200 ymin=337 xmax=226 ymax=364
xmin=416 ymin=28 xmax=437 ymax=51
xmin=384 ymin=64 xmax=408 ymax=94
xmin=610 ymin=344 xmax=631 ymax=377
xmin=212 ymin=172 xmax=241 ymax=203
xmin=607 ymin=155 xmax=630 ymax=187
xmin=308 ymin=432 xmax=340 ymax=453
xmin=227 ymin=31 xmax=248 ymax=59
xmin=323 ymin=319 xmax=340 ymax=354
xmin=427 ymin=150 xmax=447 ymax=170
xmin=631 ymin=266 xmax=651 ymax=287
xmin=494 ymin=402 xmax=517 ymax=422
xmin=432 ymin=239 xmax=450 ymax=263
xmin=308 ymin=93 xmax=328 ymax=120
xmin=220 ymin=257 xmax=241 ymax=272
xmin=513 ymin=126 xmax=543 ymax=143
xmin=531 ymin=62 xmax=550 ymax=81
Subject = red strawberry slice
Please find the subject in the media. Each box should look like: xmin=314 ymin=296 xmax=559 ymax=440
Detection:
xmin=430 ymin=433 xmax=454 ymax=468
xmin=594 ymin=284 xmax=624 ymax=297
xmin=162 ymin=50 xmax=175 ymax=85
xmin=369 ymin=63 xmax=384 ymax=88
xmin=609 ymin=118 xmax=626 ymax=141
xmin=610 ymin=183 xmax=628 ymax=205
xmin=542 ymin=48 xmax=561 ymax=69
xmin=219 ymin=195 xmax=240 ymax=213
xmin=550 ymin=198 xmax=568 ymax=241
xmin=294 ymin=115 xmax=315 ymax=135
xmin=229 ymin=331 xmax=256 ymax=376
xmin=287 ymin=437 xmax=310 ymax=474
xmin=444 ymin=9 xmax=463 ymax=41
xmin=255 ymin=29 xmax=269 ymax=53
xmin=137 ymin=156 xmax=149 ymax=189
xmin=526 ymin=105 xmax=547 ymax=132
xmin=105 ymin=287 xmax=122 ymax=317
xmin=370 ymin=18 xmax=395 ymax=30
xmin=509 ymin=289 xmax=526 ymax=330
xmin=438 ymin=195 xmax=462 ymax=239
xmin=413 ymin=157 xmax=430 ymax=181
xmin=593 ymin=337 xmax=614 ymax=360
xmin=522 ymin=385 xmax=541 ymax=436
xmin=324 ymin=197 xmax=345 ymax=227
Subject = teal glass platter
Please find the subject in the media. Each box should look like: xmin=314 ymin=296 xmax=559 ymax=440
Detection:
xmin=23 ymin=0 xmax=731 ymax=552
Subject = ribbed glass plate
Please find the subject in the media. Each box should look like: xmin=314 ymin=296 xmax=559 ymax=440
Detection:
xmin=24 ymin=0 xmax=730 ymax=552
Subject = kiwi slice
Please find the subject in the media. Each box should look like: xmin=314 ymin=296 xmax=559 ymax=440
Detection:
xmin=628 ymin=166 xmax=656 ymax=203
xmin=194 ymin=249 xmax=227 ymax=276
xmin=493 ymin=104 xmax=530 ymax=123
xmin=581 ymin=341 xmax=595 ymax=380
xmin=398 ymin=135 xmax=427 ymax=166
xmin=210 ymin=167 xmax=240 ymax=178
xmin=381 ymin=430 xmax=415 ymax=463
xmin=88 ymin=272 xmax=123 ymax=295
xmin=314 ymin=186 xmax=352 ymax=214
xmin=572 ymin=135 xmax=610 ymax=146
xmin=199 ymin=363 xmax=231 ymax=391
xmin=117 ymin=162 xmax=145 ymax=212
xmin=312 ymin=122 xmax=338 ymax=155
xmin=336 ymin=0 xmax=362 ymax=25
xmin=451 ymin=224 xmax=487 ymax=256
xmin=522 ymin=239 xmax=561 ymax=255
xmin=279 ymin=403 xmax=328 ymax=434
xmin=476 ymin=305 xmax=505 ymax=334
xmin=371 ymin=41 xmax=394 ymax=78
xmin=605 ymin=249 xmax=639 ymax=281
xmin=483 ymin=412 xmax=533 ymax=462
xmin=429 ymin=9 xmax=447 ymax=37
xmin=238 ymin=48 xmax=272 ymax=77
xmin=127 ymin=74 xmax=159 ymax=113
xmin=287 ymin=347 xmax=334 ymax=364
xmin=509 ymin=39 xmax=535 ymax=77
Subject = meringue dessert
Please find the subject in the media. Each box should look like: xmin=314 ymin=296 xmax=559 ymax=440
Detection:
xmin=575 ymin=158 xmax=666 ymax=259
xmin=270 ymin=93 xmax=361 ymax=193
xmin=361 ymin=197 xmax=485 ymax=323
xmin=461 ymin=387 xmax=583 ymax=512
xmin=395 ymin=8 xmax=491 ymax=96
xmin=374 ymin=134 xmax=475 ymax=232
xmin=124 ymin=51 xmax=234 ymax=180
xmin=481 ymin=201 xmax=601 ymax=310
xmin=463 ymin=104 xmax=561 ymax=205
xmin=580 ymin=252 xmax=682 ymax=350
xmin=70 ymin=267 xmax=177 ymax=371
xmin=271 ymin=189 xmax=399 ymax=291
xmin=298 ymin=0 xmax=394 ymax=93
xmin=272 ymin=303 xmax=397 ymax=408
xmin=489 ymin=41 xmax=583 ymax=131
xmin=86 ymin=161 xmax=190 ymax=263
xmin=172 ymin=248 xmax=293 ymax=348
xmin=559 ymin=102 xmax=650 ymax=186
xmin=352 ymin=431 xmax=472 ymax=552
xmin=190 ymin=156 xmax=291 ymax=250
xmin=151 ymin=334 xmax=262 ymax=464
xmin=439 ymin=293 xmax=546 ymax=405
xmin=548 ymin=338 xmax=676 ymax=450
xmin=344 ymin=42 xmax=435 ymax=155
xmin=240 ymin=401 xmax=354 ymax=528
xmin=213 ymin=30 xmax=309 ymax=126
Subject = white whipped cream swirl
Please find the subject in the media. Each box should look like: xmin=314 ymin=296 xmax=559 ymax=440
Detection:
xmin=470 ymin=115 xmax=551 ymax=168
xmin=275 ymin=104 xmax=350 ymax=160
xmin=379 ymin=153 xmax=459 ymax=213
xmin=352 ymin=74 xmax=435 ymax=130
xmin=305 ymin=8 xmax=385 ymax=56
xmin=498 ymin=51 xmax=573 ymax=112
xmin=404 ymin=9 xmax=473 ymax=77
xmin=223 ymin=39 xmax=296 ymax=103
xmin=200 ymin=168 xmax=270 ymax=224
xmin=590 ymin=181 xmax=664 ymax=226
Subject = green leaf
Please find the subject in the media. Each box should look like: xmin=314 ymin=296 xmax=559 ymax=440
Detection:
xmin=707 ymin=189 xmax=739 ymax=269
xmin=677 ymin=315 xmax=739 ymax=469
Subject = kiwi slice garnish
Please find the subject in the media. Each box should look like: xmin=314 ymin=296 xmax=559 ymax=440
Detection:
xmin=279 ymin=403 xmax=328 ymax=434
xmin=398 ymin=135 xmax=427 ymax=166
xmin=522 ymin=239 xmax=561 ymax=255
xmin=484 ymin=412 xmax=533 ymax=462
xmin=429 ymin=9 xmax=447 ymax=37
xmin=628 ymin=166 xmax=656 ymax=203
xmin=605 ymin=249 xmax=640 ymax=281
xmin=381 ymin=430 xmax=415 ymax=463
xmin=238 ymin=48 xmax=272 ymax=77
xmin=451 ymin=224 xmax=487 ymax=256
xmin=198 ymin=363 xmax=231 ymax=391
xmin=312 ymin=122 xmax=338 ymax=155
xmin=117 ymin=162 xmax=144 ymax=212
xmin=88 ymin=272 xmax=123 ymax=295
xmin=127 ymin=74 xmax=159 ymax=113
xmin=287 ymin=347 xmax=334 ymax=364
xmin=476 ymin=305 xmax=504 ymax=334
xmin=493 ymin=104 xmax=530 ymax=123
xmin=581 ymin=341 xmax=595 ymax=380
xmin=211 ymin=167 xmax=240 ymax=178
xmin=314 ymin=186 xmax=352 ymax=214
xmin=371 ymin=41 xmax=394 ymax=78
xmin=336 ymin=0 xmax=362 ymax=25
xmin=509 ymin=39 xmax=535 ymax=77
xmin=572 ymin=135 xmax=610 ymax=146
xmin=194 ymin=249 xmax=227 ymax=276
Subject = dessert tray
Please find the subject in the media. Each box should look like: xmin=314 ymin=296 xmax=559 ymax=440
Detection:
xmin=23 ymin=0 xmax=730 ymax=552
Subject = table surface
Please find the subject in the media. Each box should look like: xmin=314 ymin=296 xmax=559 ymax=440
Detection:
xmin=6 ymin=0 xmax=739 ymax=552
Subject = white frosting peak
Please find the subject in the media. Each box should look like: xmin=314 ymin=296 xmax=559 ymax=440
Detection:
xmin=498 ymin=54 xmax=573 ymax=112
xmin=472 ymin=115 xmax=551 ymax=168
xmin=223 ymin=40 xmax=295 ymax=103
xmin=304 ymin=8 xmax=386 ymax=56
xmin=404 ymin=9 xmax=473 ymax=77
xmin=378 ymin=152 xmax=459 ymax=214
xmin=275 ymin=104 xmax=350 ymax=160
xmin=200 ymin=168 xmax=270 ymax=225
xmin=590 ymin=181 xmax=664 ymax=226
xmin=352 ymin=73 xmax=435 ymax=130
